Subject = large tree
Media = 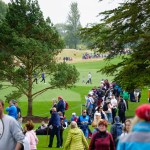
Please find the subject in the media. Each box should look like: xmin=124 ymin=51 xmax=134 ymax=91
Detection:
xmin=0 ymin=0 xmax=79 ymax=116
xmin=81 ymin=0 xmax=150 ymax=90
xmin=65 ymin=2 xmax=81 ymax=49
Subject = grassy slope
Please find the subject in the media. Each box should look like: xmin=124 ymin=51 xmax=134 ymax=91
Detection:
xmin=1 ymin=51 xmax=149 ymax=149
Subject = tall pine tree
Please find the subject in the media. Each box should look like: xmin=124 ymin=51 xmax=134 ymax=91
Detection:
xmin=0 ymin=0 xmax=79 ymax=116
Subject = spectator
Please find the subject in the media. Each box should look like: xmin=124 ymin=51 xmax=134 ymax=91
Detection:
xmin=58 ymin=111 xmax=67 ymax=147
xmin=39 ymin=121 xmax=47 ymax=130
xmin=48 ymin=107 xmax=61 ymax=148
xmin=70 ymin=112 xmax=78 ymax=122
xmin=111 ymin=94 xmax=118 ymax=124
xmin=118 ymin=97 xmax=126 ymax=123
xmin=95 ymin=106 xmax=108 ymax=120
xmin=120 ymin=119 xmax=131 ymax=137
xmin=123 ymin=90 xmax=129 ymax=109
xmin=89 ymin=119 xmax=115 ymax=150
xmin=52 ymin=98 xmax=57 ymax=108
xmin=85 ymin=94 xmax=94 ymax=118
xmin=35 ymin=121 xmax=49 ymax=135
xmin=6 ymin=99 xmax=18 ymax=119
xmin=117 ymin=104 xmax=150 ymax=150
xmin=64 ymin=121 xmax=89 ymax=150
xmin=0 ymin=100 xmax=24 ymax=150
xmin=104 ymin=99 xmax=113 ymax=124
xmin=57 ymin=96 xmax=65 ymax=116
xmin=24 ymin=120 xmax=38 ymax=150
xmin=15 ymin=101 xmax=23 ymax=126
xmin=110 ymin=116 xmax=123 ymax=146
xmin=77 ymin=110 xmax=91 ymax=138
xmin=92 ymin=113 xmax=102 ymax=134
xmin=134 ymin=89 xmax=140 ymax=102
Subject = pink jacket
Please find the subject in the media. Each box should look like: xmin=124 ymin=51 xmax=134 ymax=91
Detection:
xmin=26 ymin=130 xmax=38 ymax=150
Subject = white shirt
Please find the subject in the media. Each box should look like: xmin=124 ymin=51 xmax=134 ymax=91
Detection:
xmin=88 ymin=73 xmax=92 ymax=79
xmin=111 ymin=98 xmax=118 ymax=108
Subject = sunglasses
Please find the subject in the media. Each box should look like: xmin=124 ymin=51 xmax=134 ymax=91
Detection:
xmin=83 ymin=112 xmax=86 ymax=113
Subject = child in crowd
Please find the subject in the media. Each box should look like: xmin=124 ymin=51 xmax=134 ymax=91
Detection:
xmin=24 ymin=120 xmax=38 ymax=150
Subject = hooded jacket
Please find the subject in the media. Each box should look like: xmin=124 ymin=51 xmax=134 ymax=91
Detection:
xmin=64 ymin=128 xmax=89 ymax=150
xmin=117 ymin=121 xmax=150 ymax=150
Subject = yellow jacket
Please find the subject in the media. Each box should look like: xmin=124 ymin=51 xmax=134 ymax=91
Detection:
xmin=64 ymin=127 xmax=89 ymax=150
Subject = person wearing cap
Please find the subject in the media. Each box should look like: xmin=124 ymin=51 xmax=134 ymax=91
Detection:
xmin=6 ymin=99 xmax=18 ymax=119
xmin=117 ymin=104 xmax=150 ymax=150
xmin=56 ymin=96 xmax=65 ymax=116
xmin=71 ymin=112 xmax=78 ymax=122
xmin=89 ymin=120 xmax=115 ymax=150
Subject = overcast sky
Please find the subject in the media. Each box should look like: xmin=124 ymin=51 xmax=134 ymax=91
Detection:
xmin=3 ymin=0 xmax=122 ymax=26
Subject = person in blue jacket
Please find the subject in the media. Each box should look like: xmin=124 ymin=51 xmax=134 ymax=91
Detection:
xmin=48 ymin=107 xmax=61 ymax=148
xmin=57 ymin=96 xmax=65 ymax=116
xmin=6 ymin=99 xmax=17 ymax=119
xmin=77 ymin=109 xmax=91 ymax=138
xmin=117 ymin=104 xmax=150 ymax=150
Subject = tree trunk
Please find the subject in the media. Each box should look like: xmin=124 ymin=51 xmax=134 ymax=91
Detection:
xmin=27 ymin=94 xmax=33 ymax=116
xmin=27 ymin=69 xmax=33 ymax=116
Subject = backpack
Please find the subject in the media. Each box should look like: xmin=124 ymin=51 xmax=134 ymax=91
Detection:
xmin=114 ymin=124 xmax=123 ymax=138
xmin=103 ymin=102 xmax=108 ymax=111
xmin=123 ymin=92 xmax=129 ymax=100
xmin=64 ymin=100 xmax=69 ymax=110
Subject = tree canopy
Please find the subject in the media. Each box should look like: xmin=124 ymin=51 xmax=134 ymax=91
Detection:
xmin=0 ymin=0 xmax=7 ymax=22
xmin=0 ymin=0 xmax=79 ymax=116
xmin=81 ymin=0 xmax=150 ymax=90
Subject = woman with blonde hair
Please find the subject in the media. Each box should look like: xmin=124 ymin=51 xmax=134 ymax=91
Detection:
xmin=64 ymin=121 xmax=89 ymax=150
xmin=117 ymin=104 xmax=150 ymax=150
xmin=120 ymin=119 xmax=131 ymax=137
xmin=92 ymin=113 xmax=102 ymax=134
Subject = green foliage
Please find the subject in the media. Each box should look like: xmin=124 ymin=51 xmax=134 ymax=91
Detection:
xmin=0 ymin=0 xmax=7 ymax=22
xmin=0 ymin=0 xmax=79 ymax=116
xmin=80 ymin=0 xmax=150 ymax=90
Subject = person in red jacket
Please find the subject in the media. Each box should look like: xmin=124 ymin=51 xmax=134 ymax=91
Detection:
xmin=89 ymin=119 xmax=115 ymax=150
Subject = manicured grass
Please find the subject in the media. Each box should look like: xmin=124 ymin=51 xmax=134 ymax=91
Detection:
xmin=2 ymin=57 xmax=150 ymax=150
